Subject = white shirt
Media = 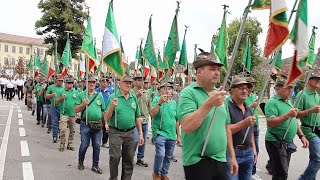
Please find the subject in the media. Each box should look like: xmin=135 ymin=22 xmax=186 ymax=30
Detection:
xmin=0 ymin=78 xmax=7 ymax=85
xmin=6 ymin=80 xmax=14 ymax=88
xmin=16 ymin=79 xmax=24 ymax=86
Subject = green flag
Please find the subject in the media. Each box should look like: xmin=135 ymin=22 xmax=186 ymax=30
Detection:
xmin=28 ymin=55 xmax=33 ymax=71
xmin=102 ymin=1 xmax=124 ymax=79
xmin=275 ymin=48 xmax=282 ymax=69
xmin=210 ymin=35 xmax=217 ymax=59
xmin=119 ymin=37 xmax=129 ymax=75
xmin=34 ymin=50 xmax=40 ymax=69
xmin=39 ymin=54 xmax=48 ymax=77
xmin=163 ymin=6 xmax=180 ymax=71
xmin=306 ymin=29 xmax=316 ymax=66
xmin=215 ymin=10 xmax=228 ymax=69
xmin=143 ymin=15 xmax=158 ymax=70
xmin=179 ymin=27 xmax=188 ymax=67
xmin=251 ymin=0 xmax=271 ymax=10
xmin=242 ymin=37 xmax=251 ymax=72
xmin=61 ymin=37 xmax=71 ymax=68
xmin=81 ymin=16 xmax=96 ymax=72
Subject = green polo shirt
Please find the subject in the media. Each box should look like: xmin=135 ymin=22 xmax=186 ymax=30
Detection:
xmin=151 ymin=96 xmax=177 ymax=140
xmin=107 ymin=90 xmax=141 ymax=129
xmin=296 ymin=88 xmax=320 ymax=140
xmin=46 ymin=84 xmax=64 ymax=108
xmin=131 ymin=88 xmax=150 ymax=120
xmin=265 ymin=95 xmax=298 ymax=142
xmin=34 ymin=83 xmax=44 ymax=102
xmin=56 ymin=88 xmax=78 ymax=117
xmin=76 ymin=91 xmax=106 ymax=122
xmin=245 ymin=93 xmax=259 ymax=127
xmin=178 ymin=82 xmax=229 ymax=166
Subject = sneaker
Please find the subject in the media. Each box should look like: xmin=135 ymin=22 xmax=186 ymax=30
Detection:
xmin=53 ymin=137 xmax=58 ymax=143
xmin=91 ymin=166 xmax=103 ymax=174
xmin=252 ymin=174 xmax=263 ymax=180
xmin=78 ymin=160 xmax=84 ymax=170
xmin=59 ymin=143 xmax=65 ymax=152
xmin=136 ymin=159 xmax=148 ymax=167
xmin=101 ymin=143 xmax=109 ymax=148
xmin=67 ymin=143 xmax=75 ymax=151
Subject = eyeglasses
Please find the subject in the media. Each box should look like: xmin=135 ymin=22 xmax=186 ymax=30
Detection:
xmin=88 ymin=81 xmax=96 ymax=84
xmin=66 ymin=82 xmax=73 ymax=84
xmin=236 ymin=86 xmax=250 ymax=91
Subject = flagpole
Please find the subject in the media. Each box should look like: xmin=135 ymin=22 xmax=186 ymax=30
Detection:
xmin=85 ymin=55 xmax=89 ymax=126
xmin=241 ymin=0 xmax=300 ymax=144
xmin=113 ymin=74 xmax=117 ymax=127
xmin=201 ymin=0 xmax=253 ymax=156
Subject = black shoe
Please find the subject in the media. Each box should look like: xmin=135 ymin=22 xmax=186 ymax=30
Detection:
xmin=59 ymin=143 xmax=65 ymax=152
xmin=41 ymin=123 xmax=44 ymax=127
xmin=266 ymin=162 xmax=272 ymax=175
xmin=136 ymin=159 xmax=148 ymax=167
xmin=32 ymin=111 xmax=35 ymax=116
xmin=91 ymin=166 xmax=103 ymax=174
xmin=37 ymin=121 xmax=40 ymax=125
xmin=78 ymin=160 xmax=84 ymax=170
xmin=53 ymin=137 xmax=58 ymax=143
xmin=47 ymin=128 xmax=51 ymax=134
xmin=170 ymin=156 xmax=178 ymax=162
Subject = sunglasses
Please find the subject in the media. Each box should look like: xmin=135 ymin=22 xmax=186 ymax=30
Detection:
xmin=66 ymin=82 xmax=73 ymax=84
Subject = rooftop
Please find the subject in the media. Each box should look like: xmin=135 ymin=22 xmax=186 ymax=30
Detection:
xmin=0 ymin=32 xmax=48 ymax=46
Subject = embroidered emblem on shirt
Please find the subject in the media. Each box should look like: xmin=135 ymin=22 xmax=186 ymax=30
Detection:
xmin=73 ymin=94 xmax=77 ymax=98
xmin=132 ymin=102 xmax=136 ymax=109
xmin=97 ymin=100 xmax=101 ymax=105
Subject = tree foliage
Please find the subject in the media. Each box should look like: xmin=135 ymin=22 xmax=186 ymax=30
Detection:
xmin=35 ymin=0 xmax=87 ymax=57
xmin=216 ymin=17 xmax=264 ymax=91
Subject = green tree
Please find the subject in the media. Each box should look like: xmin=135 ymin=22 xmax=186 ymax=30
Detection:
xmin=35 ymin=0 xmax=87 ymax=57
xmin=216 ymin=17 xmax=264 ymax=91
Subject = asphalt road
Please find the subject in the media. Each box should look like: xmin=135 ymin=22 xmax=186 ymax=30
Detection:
xmin=0 ymin=97 xmax=318 ymax=180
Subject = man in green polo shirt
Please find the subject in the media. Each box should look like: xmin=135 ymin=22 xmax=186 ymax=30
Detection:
xmin=46 ymin=74 xmax=64 ymax=142
xmin=150 ymin=82 xmax=179 ymax=180
xmin=74 ymin=74 xmax=106 ymax=174
xmin=104 ymin=76 xmax=144 ymax=180
xmin=265 ymin=76 xmax=308 ymax=180
xmin=296 ymin=71 xmax=320 ymax=180
xmin=55 ymin=76 xmax=78 ymax=152
xmin=178 ymin=51 xmax=238 ymax=180
xmin=131 ymin=75 xmax=151 ymax=167
xmin=33 ymin=76 xmax=46 ymax=125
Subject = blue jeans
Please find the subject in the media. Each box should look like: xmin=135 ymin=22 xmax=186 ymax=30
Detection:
xmin=227 ymin=148 xmax=254 ymax=180
xmin=51 ymin=107 xmax=60 ymax=137
xmin=134 ymin=123 xmax=148 ymax=160
xmin=42 ymin=104 xmax=51 ymax=127
xmin=153 ymin=135 xmax=176 ymax=176
xmin=78 ymin=121 xmax=102 ymax=166
xmin=300 ymin=136 xmax=320 ymax=180
xmin=252 ymin=127 xmax=259 ymax=175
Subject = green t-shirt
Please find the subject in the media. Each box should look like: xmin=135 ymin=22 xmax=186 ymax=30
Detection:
xmin=178 ymin=82 xmax=229 ymax=166
xmin=75 ymin=91 xmax=106 ymax=122
xmin=265 ymin=95 xmax=298 ymax=142
xmin=34 ymin=83 xmax=45 ymax=102
xmin=107 ymin=90 xmax=141 ymax=129
xmin=296 ymin=88 xmax=320 ymax=140
xmin=56 ymin=88 xmax=78 ymax=117
xmin=245 ymin=93 xmax=259 ymax=127
xmin=46 ymin=84 xmax=64 ymax=107
xmin=131 ymin=88 xmax=150 ymax=119
xmin=151 ymin=96 xmax=177 ymax=140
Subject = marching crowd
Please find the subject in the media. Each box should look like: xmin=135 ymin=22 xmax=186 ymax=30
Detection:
xmin=0 ymin=51 xmax=320 ymax=180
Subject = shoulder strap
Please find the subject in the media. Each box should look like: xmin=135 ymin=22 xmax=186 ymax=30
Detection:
xmin=81 ymin=92 xmax=100 ymax=118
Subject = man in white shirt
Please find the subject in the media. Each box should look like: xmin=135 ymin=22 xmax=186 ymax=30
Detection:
xmin=6 ymin=77 xmax=14 ymax=101
xmin=16 ymin=76 xmax=24 ymax=100
xmin=0 ymin=75 xmax=7 ymax=99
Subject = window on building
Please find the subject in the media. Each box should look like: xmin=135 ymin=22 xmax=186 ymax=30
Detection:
xmin=4 ymin=57 xmax=8 ymax=65
xmin=12 ymin=46 xmax=16 ymax=53
xmin=11 ymin=58 xmax=15 ymax=65
xmin=19 ymin=47 xmax=23 ymax=54
xmin=5 ymin=45 xmax=8 ymax=52
xmin=26 ymin=48 xmax=30 ymax=55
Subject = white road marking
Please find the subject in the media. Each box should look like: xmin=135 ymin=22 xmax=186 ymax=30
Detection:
xmin=18 ymin=110 xmax=21 ymax=113
xmin=18 ymin=114 xmax=22 ymax=118
xmin=0 ymin=106 xmax=13 ymax=180
xmin=20 ymin=140 xmax=30 ymax=157
xmin=22 ymin=162 xmax=34 ymax=180
xmin=0 ymin=115 xmax=8 ymax=117
xmin=11 ymin=103 xmax=17 ymax=106
xmin=19 ymin=119 xmax=24 ymax=126
xmin=19 ymin=128 xmax=26 ymax=137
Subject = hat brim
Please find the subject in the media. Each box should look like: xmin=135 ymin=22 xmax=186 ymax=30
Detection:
xmin=310 ymin=76 xmax=320 ymax=79
xmin=133 ymin=76 xmax=144 ymax=80
xmin=193 ymin=60 xmax=223 ymax=69
xmin=231 ymin=81 xmax=253 ymax=88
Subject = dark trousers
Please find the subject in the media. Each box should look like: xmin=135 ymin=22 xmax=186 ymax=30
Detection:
xmin=0 ymin=85 xmax=4 ymax=98
xmin=17 ymin=86 xmax=23 ymax=100
xmin=102 ymin=126 xmax=109 ymax=144
xmin=265 ymin=140 xmax=291 ymax=180
xmin=184 ymin=157 xmax=227 ymax=180
xmin=6 ymin=88 xmax=14 ymax=100
xmin=36 ymin=101 xmax=43 ymax=122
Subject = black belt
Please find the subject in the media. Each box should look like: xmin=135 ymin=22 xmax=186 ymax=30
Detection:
xmin=109 ymin=126 xmax=135 ymax=132
xmin=235 ymin=144 xmax=249 ymax=150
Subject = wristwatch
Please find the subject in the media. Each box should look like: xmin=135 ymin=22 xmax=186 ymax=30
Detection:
xmin=157 ymin=103 xmax=161 ymax=106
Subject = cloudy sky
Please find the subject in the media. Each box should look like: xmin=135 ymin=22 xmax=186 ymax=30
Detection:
xmin=0 ymin=0 xmax=319 ymax=63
